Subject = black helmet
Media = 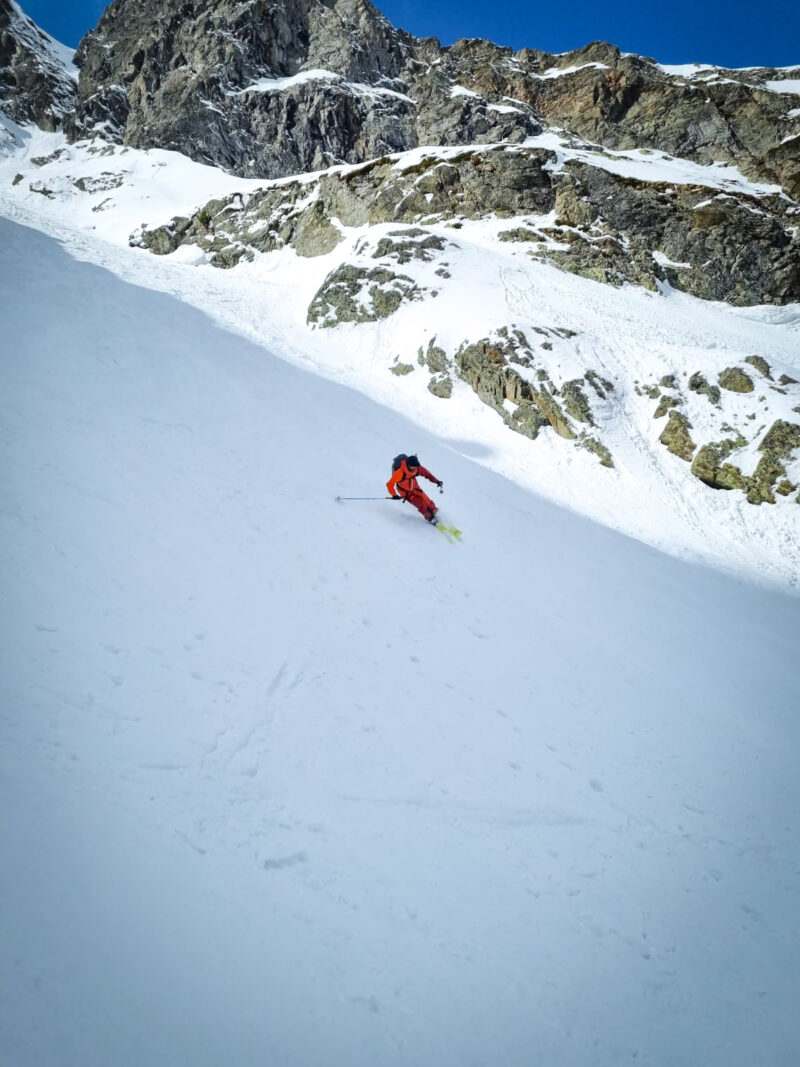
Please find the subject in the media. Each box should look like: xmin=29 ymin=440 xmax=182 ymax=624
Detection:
xmin=406 ymin=454 xmax=420 ymax=468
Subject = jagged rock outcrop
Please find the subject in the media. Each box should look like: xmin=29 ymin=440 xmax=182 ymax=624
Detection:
xmin=649 ymin=367 xmax=800 ymax=504
xmin=62 ymin=0 xmax=538 ymax=177
xmin=532 ymin=165 xmax=800 ymax=305
xmin=306 ymin=227 xmax=451 ymax=324
xmin=134 ymin=142 xmax=800 ymax=306
xmin=452 ymin=41 xmax=800 ymax=199
xmin=0 ymin=0 xmax=76 ymax=130
xmin=439 ymin=327 xmax=615 ymax=467
xmin=6 ymin=2 xmax=798 ymax=305
xmin=58 ymin=0 xmax=799 ymax=199
xmin=660 ymin=410 xmax=696 ymax=461
xmin=689 ymin=420 xmax=800 ymax=505
xmin=719 ymin=367 xmax=755 ymax=393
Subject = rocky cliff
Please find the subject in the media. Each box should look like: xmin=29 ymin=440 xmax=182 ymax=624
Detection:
xmin=0 ymin=0 xmax=77 ymax=130
xmin=134 ymin=141 xmax=799 ymax=306
xmin=56 ymin=0 xmax=799 ymax=198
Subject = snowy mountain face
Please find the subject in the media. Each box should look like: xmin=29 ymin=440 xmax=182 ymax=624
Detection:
xmin=62 ymin=0 xmax=800 ymax=196
xmin=0 ymin=0 xmax=76 ymax=129
xmin=0 ymin=0 xmax=799 ymax=582
xmin=2 ymin=7 xmax=800 ymax=1067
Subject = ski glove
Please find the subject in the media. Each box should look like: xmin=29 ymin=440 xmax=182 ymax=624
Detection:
xmin=437 ymin=481 xmax=444 ymax=493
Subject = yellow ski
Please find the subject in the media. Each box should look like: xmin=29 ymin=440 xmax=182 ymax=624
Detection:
xmin=435 ymin=522 xmax=462 ymax=543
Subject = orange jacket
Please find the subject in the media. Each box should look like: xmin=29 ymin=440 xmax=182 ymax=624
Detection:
xmin=387 ymin=459 xmax=439 ymax=498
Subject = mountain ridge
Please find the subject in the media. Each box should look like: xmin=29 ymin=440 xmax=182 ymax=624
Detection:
xmin=7 ymin=0 xmax=794 ymax=198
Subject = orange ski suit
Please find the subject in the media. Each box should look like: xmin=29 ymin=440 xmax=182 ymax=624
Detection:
xmin=387 ymin=459 xmax=441 ymax=521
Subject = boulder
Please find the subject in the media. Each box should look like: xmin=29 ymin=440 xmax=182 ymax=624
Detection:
xmin=659 ymin=411 xmax=696 ymax=461
xmin=718 ymin=367 xmax=755 ymax=393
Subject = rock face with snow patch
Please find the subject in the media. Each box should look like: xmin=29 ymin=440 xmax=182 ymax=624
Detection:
xmin=0 ymin=0 xmax=76 ymax=130
xmin=59 ymin=0 xmax=799 ymax=199
xmin=645 ymin=363 xmax=800 ymax=504
xmin=4 ymin=2 xmax=800 ymax=512
xmin=451 ymin=327 xmax=616 ymax=467
xmin=306 ymin=228 xmax=451 ymax=325
xmin=63 ymin=0 xmax=537 ymax=177
xmin=134 ymin=143 xmax=800 ymax=306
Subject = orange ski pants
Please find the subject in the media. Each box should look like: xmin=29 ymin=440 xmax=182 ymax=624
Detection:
xmin=403 ymin=488 xmax=437 ymax=521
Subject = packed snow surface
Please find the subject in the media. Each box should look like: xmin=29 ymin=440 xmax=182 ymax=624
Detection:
xmin=234 ymin=69 xmax=416 ymax=103
xmin=2 ymin=215 xmax=800 ymax=1067
xmin=763 ymin=79 xmax=800 ymax=94
xmin=2 ymin=8 xmax=800 ymax=1049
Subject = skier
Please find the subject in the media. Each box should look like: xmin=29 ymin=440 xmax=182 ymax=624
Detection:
xmin=387 ymin=454 xmax=443 ymax=523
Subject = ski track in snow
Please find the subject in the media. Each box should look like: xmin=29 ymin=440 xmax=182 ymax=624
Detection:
xmin=1 ymin=216 xmax=800 ymax=1067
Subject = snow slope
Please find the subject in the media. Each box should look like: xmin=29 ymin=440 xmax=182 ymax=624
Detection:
xmin=2 ymin=120 xmax=799 ymax=589
xmin=2 ymin=217 xmax=800 ymax=1067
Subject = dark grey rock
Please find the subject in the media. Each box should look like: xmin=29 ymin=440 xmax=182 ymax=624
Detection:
xmin=1 ymin=0 xmax=77 ymax=129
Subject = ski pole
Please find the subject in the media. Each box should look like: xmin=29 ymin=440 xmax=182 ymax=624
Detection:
xmin=335 ymin=495 xmax=397 ymax=501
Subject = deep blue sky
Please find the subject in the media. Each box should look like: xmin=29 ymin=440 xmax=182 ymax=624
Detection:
xmin=23 ymin=0 xmax=800 ymax=69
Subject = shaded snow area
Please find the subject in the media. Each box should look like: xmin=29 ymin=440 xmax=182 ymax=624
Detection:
xmin=2 ymin=217 xmax=800 ymax=1067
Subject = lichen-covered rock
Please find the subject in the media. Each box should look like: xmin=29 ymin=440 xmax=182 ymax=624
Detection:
xmin=759 ymin=420 xmax=800 ymax=458
xmin=690 ymin=421 xmax=800 ymax=504
xmin=654 ymin=394 xmax=682 ymax=419
xmin=307 ymin=264 xmax=424 ymax=326
xmin=690 ymin=437 xmax=748 ymax=490
xmin=580 ymin=435 xmax=614 ymax=468
xmin=453 ymin=330 xmax=620 ymax=463
xmin=533 ymin=388 xmax=576 ymax=439
xmin=292 ymin=202 xmax=343 ymax=258
xmin=418 ymin=339 xmax=449 ymax=374
xmin=454 ymin=336 xmax=528 ymax=417
xmin=659 ymin=410 xmax=696 ymax=461
xmin=585 ymin=370 xmax=614 ymax=399
xmin=688 ymin=372 xmax=721 ymax=406
xmin=542 ymin=166 xmax=800 ymax=306
xmin=372 ymin=229 xmax=448 ymax=265
xmin=560 ymin=380 xmax=594 ymax=425
xmin=719 ymin=367 xmax=755 ymax=393
xmin=745 ymin=355 xmax=772 ymax=380
xmin=538 ymin=227 xmax=663 ymax=292
xmin=498 ymin=227 xmax=545 ymax=244
xmin=135 ymin=141 xmax=799 ymax=307
xmin=748 ymin=455 xmax=786 ymax=505
xmin=508 ymin=401 xmax=551 ymax=439
xmin=427 ymin=375 xmax=453 ymax=398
